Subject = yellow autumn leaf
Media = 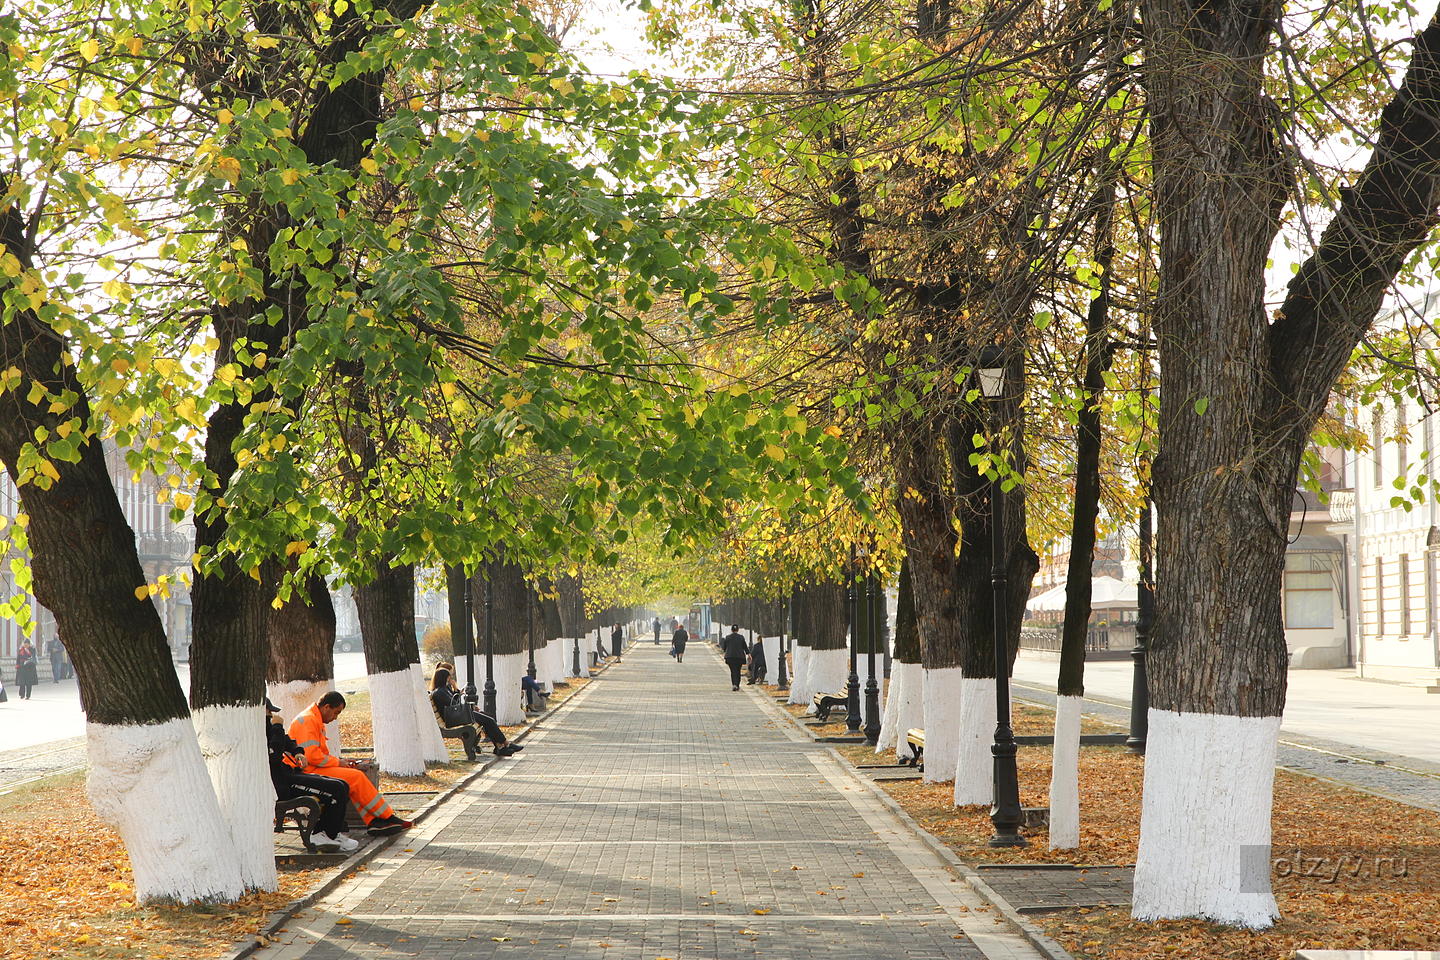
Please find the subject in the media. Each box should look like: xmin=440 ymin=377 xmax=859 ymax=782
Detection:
xmin=271 ymin=596 xmax=284 ymax=610
xmin=217 ymin=108 xmax=233 ymax=124
xmin=248 ymin=566 xmax=261 ymax=583
xmin=78 ymin=38 xmax=99 ymax=61
xmin=216 ymin=156 xmax=241 ymax=182
xmin=824 ymin=424 xmax=843 ymax=437
xmin=752 ymin=907 xmax=770 ymax=915
xmin=37 ymin=459 xmax=60 ymax=482
xmin=439 ymin=381 xmax=457 ymax=399
xmin=280 ymin=168 xmax=300 ymax=185
xmin=359 ymin=157 xmax=379 ymax=175
xmin=172 ymin=492 xmax=193 ymax=512
xmin=285 ymin=540 xmax=309 ymax=557
xmin=134 ymin=584 xmax=150 ymax=601
xmin=764 ymin=444 xmax=785 ymax=461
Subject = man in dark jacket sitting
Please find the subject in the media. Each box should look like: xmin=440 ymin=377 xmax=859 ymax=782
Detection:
xmin=721 ymin=626 xmax=749 ymax=691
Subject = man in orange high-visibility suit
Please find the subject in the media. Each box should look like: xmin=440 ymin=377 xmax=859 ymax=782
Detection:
xmin=288 ymin=691 xmax=411 ymax=837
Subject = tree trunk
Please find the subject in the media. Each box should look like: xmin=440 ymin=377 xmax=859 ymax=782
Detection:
xmin=355 ymin=560 xmax=424 ymax=775
xmin=471 ymin=556 xmax=531 ymax=724
xmin=0 ymin=189 xmax=245 ymax=904
xmin=787 ymin=588 xmax=814 ymax=705
xmin=1137 ymin=0 xmax=1440 ymax=928
xmin=878 ymin=560 xmax=924 ymax=759
xmin=1051 ymin=178 xmax=1118 ymax=850
xmin=800 ymin=580 xmax=847 ymax=711
xmin=267 ymin=569 xmax=341 ymax=749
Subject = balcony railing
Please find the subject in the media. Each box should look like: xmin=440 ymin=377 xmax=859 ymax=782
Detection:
xmin=1329 ymin=489 xmax=1355 ymax=524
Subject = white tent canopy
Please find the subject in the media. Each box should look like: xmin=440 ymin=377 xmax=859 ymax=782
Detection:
xmin=1026 ymin=575 xmax=1138 ymax=614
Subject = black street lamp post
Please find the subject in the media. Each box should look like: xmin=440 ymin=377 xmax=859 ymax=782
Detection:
xmin=1128 ymin=500 xmax=1153 ymax=754
xmin=978 ymin=348 xmax=1026 ymax=848
xmin=483 ymin=572 xmax=496 ymax=719
xmin=863 ymin=569 xmax=882 ymax=744
xmin=463 ymin=571 xmax=478 ymax=708
xmin=846 ymin=546 xmax=861 ymax=733
xmin=777 ymin=593 xmax=790 ymax=690
xmin=526 ymin=588 xmax=538 ymax=709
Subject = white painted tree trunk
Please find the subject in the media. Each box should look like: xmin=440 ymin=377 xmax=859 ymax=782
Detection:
xmin=876 ymin=662 xmax=901 ymax=753
xmin=489 ymin=652 xmax=527 ymax=725
xmin=1132 ymin=710 xmax=1281 ymax=928
xmin=892 ymin=661 xmax=925 ymax=761
xmin=86 ymin=718 xmax=246 ymax=903
xmin=877 ymin=660 xmax=920 ymax=754
xmin=566 ymin=638 xmax=587 ymax=678
xmin=192 ymin=704 xmax=277 ymax=893
xmin=761 ymin=637 xmax=780 ymax=680
xmin=541 ymin=639 xmax=563 ymax=689
xmin=1048 ymin=695 xmax=1082 ymax=849
xmin=803 ymin=648 xmax=849 ymax=714
xmin=369 ymin=668 xmax=426 ymax=776
xmin=411 ymin=663 xmax=449 ymax=762
xmin=787 ymin=646 xmax=812 ymax=704
xmin=267 ymin=679 xmax=341 ymax=754
xmin=920 ymin=666 xmax=962 ymax=784
xmin=953 ymin=677 xmax=995 ymax=806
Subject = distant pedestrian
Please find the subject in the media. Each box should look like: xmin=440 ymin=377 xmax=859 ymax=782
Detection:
xmin=46 ymin=638 xmax=64 ymax=684
xmin=652 ymin=616 xmax=662 ymax=645
xmin=610 ymin=624 xmax=623 ymax=656
xmin=15 ymin=640 xmax=38 ymax=700
xmin=721 ymin=625 xmax=748 ymax=690
xmin=748 ymin=634 xmax=767 ymax=685
xmin=670 ymin=623 xmax=689 ymax=663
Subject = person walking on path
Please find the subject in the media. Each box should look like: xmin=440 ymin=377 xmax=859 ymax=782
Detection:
xmin=45 ymin=639 xmax=64 ymax=684
xmin=652 ymin=616 xmax=662 ymax=645
xmin=431 ymin=665 xmax=522 ymax=757
xmin=610 ymin=624 xmax=623 ymax=658
xmin=747 ymin=633 xmax=767 ymax=685
xmin=721 ymin=625 xmax=749 ymax=690
xmin=670 ymin=622 xmax=689 ymax=663
xmin=288 ymin=692 xmax=411 ymax=836
xmin=265 ymin=698 xmax=358 ymax=853
xmin=14 ymin=640 xmax=38 ymax=700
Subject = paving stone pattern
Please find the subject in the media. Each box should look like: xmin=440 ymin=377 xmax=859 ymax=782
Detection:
xmin=0 ymin=737 xmax=86 ymax=793
xmin=975 ymin=866 xmax=1132 ymax=914
xmin=261 ymin=645 xmax=1042 ymax=960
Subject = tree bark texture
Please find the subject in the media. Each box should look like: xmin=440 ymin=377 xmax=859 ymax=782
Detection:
xmin=893 ymin=560 xmax=921 ymax=664
xmin=798 ymin=580 xmax=847 ymax=650
xmin=556 ymin=573 xmax=585 ymax=638
xmin=267 ymin=568 xmax=336 ymax=686
xmin=948 ymin=407 xmax=1039 ymax=680
xmin=1143 ymin=3 xmax=1440 ymax=716
xmin=471 ymin=555 xmax=531 ymax=657
xmin=894 ymin=417 xmax=965 ymax=671
xmin=1058 ymin=180 xmax=1118 ymax=698
xmin=0 ymin=191 xmax=185 ymax=727
xmin=355 ymin=560 xmax=415 ymax=677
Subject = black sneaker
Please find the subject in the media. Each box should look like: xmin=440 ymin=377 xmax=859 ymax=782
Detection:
xmin=367 ymin=816 xmax=409 ymax=836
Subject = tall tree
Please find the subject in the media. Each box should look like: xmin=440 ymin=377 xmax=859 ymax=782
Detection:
xmin=1135 ymin=0 xmax=1440 ymax=927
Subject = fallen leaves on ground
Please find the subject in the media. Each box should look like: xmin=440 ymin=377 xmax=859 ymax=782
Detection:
xmin=846 ymin=700 xmax=1440 ymax=959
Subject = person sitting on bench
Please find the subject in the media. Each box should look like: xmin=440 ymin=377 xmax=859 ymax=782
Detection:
xmin=431 ymin=665 xmax=522 ymax=757
xmin=265 ymin=697 xmax=357 ymax=853
xmin=521 ymin=673 xmax=548 ymax=712
xmin=288 ymin=691 xmax=411 ymax=836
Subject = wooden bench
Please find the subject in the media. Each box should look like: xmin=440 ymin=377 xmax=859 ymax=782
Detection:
xmin=812 ymin=691 xmax=848 ymax=721
xmin=274 ymin=796 xmax=322 ymax=853
xmin=904 ymin=728 xmax=925 ymax=769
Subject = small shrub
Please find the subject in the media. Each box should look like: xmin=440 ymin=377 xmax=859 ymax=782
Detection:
xmin=422 ymin=622 xmax=452 ymax=661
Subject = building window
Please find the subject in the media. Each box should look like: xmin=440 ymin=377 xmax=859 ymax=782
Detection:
xmin=1376 ymin=557 xmax=1385 ymax=635
xmin=1285 ymin=554 xmax=1335 ymax=630
xmin=1373 ymin=408 xmax=1384 ymax=489
xmin=1401 ymin=554 xmax=1413 ymax=636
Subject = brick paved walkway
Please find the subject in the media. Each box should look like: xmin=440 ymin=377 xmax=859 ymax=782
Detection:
xmin=259 ymin=644 xmax=1044 ymax=960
